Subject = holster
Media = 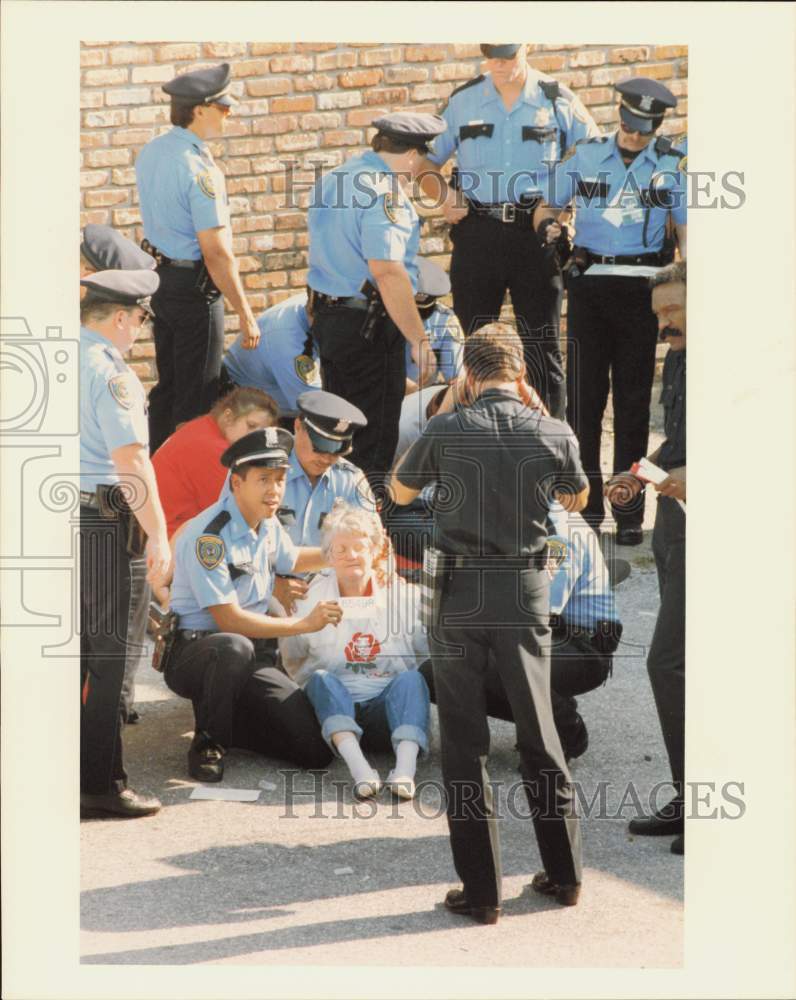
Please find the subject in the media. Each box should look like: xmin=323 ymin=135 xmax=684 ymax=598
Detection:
xmin=95 ymin=484 xmax=147 ymax=557
xmin=194 ymin=262 xmax=222 ymax=303
xmin=149 ymin=604 xmax=180 ymax=673
xmin=419 ymin=546 xmax=449 ymax=629
xmin=358 ymin=279 xmax=388 ymax=343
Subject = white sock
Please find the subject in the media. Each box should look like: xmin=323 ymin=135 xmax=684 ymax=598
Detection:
xmin=335 ymin=732 xmax=377 ymax=784
xmin=393 ymin=740 xmax=420 ymax=779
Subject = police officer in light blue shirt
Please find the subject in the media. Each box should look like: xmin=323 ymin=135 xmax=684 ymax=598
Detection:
xmin=165 ymin=428 xmax=342 ymax=782
xmin=538 ymin=77 xmax=687 ymax=544
xmin=135 ymin=62 xmax=262 ymax=452
xmin=79 ymin=270 xmax=170 ymax=819
xmin=222 ymin=292 xmax=320 ymax=419
xmin=405 ymin=258 xmax=463 ymax=386
xmin=417 ymin=43 xmax=600 ymax=419
xmin=307 ymin=112 xmax=445 ymax=487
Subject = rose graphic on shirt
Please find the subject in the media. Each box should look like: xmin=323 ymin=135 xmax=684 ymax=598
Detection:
xmin=344 ymin=632 xmax=381 ymax=664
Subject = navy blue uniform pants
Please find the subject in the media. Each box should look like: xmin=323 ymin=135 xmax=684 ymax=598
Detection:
xmin=429 ymin=567 xmax=582 ymax=909
xmin=448 ymin=212 xmax=566 ymax=419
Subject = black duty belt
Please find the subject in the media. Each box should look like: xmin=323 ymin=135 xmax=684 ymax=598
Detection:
xmin=178 ymin=629 xmax=218 ymax=641
xmin=307 ymin=288 xmax=369 ymax=312
xmin=467 ymin=198 xmax=541 ymax=225
xmin=443 ymin=554 xmax=549 ymax=570
xmin=140 ymin=238 xmax=201 ymax=270
xmin=576 ymin=248 xmax=668 ymax=267
xmin=79 ymin=490 xmax=101 ymax=509
xmin=79 ymin=485 xmax=131 ymax=519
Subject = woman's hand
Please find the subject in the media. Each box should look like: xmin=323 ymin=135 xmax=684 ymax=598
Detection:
xmin=300 ymin=600 xmax=343 ymax=633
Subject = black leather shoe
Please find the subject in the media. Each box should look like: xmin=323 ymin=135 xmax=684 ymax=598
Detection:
xmin=615 ymin=526 xmax=644 ymax=547
xmin=188 ymin=731 xmax=225 ymax=782
xmin=530 ymin=871 xmax=581 ymax=906
xmin=444 ymin=888 xmax=500 ymax=925
xmin=670 ymin=834 xmax=684 ymax=855
xmin=126 ymin=708 xmax=140 ymax=725
xmin=80 ymin=788 xmax=161 ymax=819
xmin=562 ymin=712 xmax=589 ymax=763
xmin=628 ymin=796 xmax=684 ymax=836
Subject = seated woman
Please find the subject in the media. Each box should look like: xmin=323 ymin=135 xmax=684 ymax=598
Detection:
xmin=280 ymin=502 xmax=430 ymax=800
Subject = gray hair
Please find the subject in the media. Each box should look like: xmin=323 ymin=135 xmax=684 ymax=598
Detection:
xmin=320 ymin=500 xmax=394 ymax=588
xmin=649 ymin=260 xmax=687 ymax=289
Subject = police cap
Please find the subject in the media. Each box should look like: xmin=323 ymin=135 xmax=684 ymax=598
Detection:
xmin=416 ymin=258 xmax=451 ymax=302
xmin=297 ymin=390 xmax=367 ymax=455
xmin=615 ymin=77 xmax=677 ymax=134
xmin=81 ymin=224 xmax=157 ymax=272
xmin=480 ymin=44 xmax=523 ymax=58
xmin=371 ymin=112 xmax=446 ymax=152
xmin=162 ymin=62 xmax=237 ymax=108
xmin=221 ymin=426 xmax=294 ymax=470
xmin=79 ymin=269 xmax=160 ymax=316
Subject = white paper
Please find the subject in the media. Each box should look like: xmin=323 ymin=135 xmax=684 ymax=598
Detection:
xmin=189 ymin=787 xmax=262 ymax=802
xmin=585 ymin=264 xmax=664 ymax=278
xmin=338 ymin=596 xmax=377 ymax=615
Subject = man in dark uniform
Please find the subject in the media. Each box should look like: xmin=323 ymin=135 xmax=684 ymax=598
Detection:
xmin=135 ymin=62 xmax=262 ymax=452
xmin=392 ymin=323 xmax=589 ymax=925
xmin=79 ymin=270 xmax=171 ymax=818
xmin=306 ymin=111 xmax=444 ymax=493
xmin=417 ymin=43 xmax=600 ymax=418
xmin=606 ymin=261 xmax=687 ymax=854
xmin=539 ymin=77 xmax=687 ymax=544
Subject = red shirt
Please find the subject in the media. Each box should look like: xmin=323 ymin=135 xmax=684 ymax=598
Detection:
xmin=152 ymin=414 xmax=229 ymax=537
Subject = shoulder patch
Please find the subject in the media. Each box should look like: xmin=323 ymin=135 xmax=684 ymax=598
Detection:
xmin=383 ymin=192 xmax=400 ymax=223
xmin=294 ymin=353 xmax=319 ymax=385
xmin=195 ymin=533 xmax=225 ymax=571
xmin=678 ymin=155 xmax=687 ymax=174
xmin=449 ymin=74 xmax=485 ymax=100
xmin=107 ymin=373 xmax=133 ymax=409
xmin=196 ymin=170 xmax=216 ymax=199
xmin=560 ymin=145 xmax=578 ymax=163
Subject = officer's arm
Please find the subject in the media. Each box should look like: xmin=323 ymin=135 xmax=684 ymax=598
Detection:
xmin=196 ymin=227 xmax=259 ymax=347
xmin=415 ymin=156 xmax=469 ymax=223
xmin=208 ymin=600 xmax=341 ymax=638
xmin=368 ymin=260 xmax=428 ymax=346
xmin=674 ymin=223 xmax=687 ymax=260
xmin=291 ymin=546 xmax=327 ymax=574
xmin=111 ymin=443 xmax=169 ymax=544
xmin=390 ymin=450 xmax=422 ymax=505
xmin=553 ymin=486 xmax=589 ymax=513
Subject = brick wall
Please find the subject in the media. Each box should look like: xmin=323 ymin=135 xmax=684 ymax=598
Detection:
xmin=79 ymin=41 xmax=688 ymax=386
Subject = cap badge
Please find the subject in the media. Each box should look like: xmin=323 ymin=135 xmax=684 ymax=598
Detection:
xmin=334 ymin=420 xmax=351 ymax=433
xmin=640 ymin=95 xmax=653 ymax=112
xmin=266 ymin=427 xmax=278 ymax=446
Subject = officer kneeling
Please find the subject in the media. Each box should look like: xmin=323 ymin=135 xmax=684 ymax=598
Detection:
xmin=164 ymin=429 xmax=343 ymax=782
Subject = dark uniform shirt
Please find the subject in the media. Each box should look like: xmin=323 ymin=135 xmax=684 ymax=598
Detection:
xmin=657 ymin=349 xmax=686 ymax=471
xmin=397 ymin=389 xmax=588 ymax=557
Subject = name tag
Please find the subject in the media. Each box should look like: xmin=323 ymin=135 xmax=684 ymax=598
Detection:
xmin=459 ymin=122 xmax=494 ymax=141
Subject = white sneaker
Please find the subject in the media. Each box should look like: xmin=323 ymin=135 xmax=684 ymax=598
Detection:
xmin=353 ymin=771 xmax=381 ymax=800
xmin=386 ymin=771 xmax=416 ymax=800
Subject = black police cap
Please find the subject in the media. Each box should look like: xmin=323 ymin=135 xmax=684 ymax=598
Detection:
xmin=297 ymin=390 xmax=367 ymax=455
xmin=79 ymin=269 xmax=160 ymax=316
xmin=480 ymin=44 xmax=523 ymax=58
xmin=615 ymin=77 xmax=677 ymax=134
xmin=221 ymin=427 xmax=294 ymax=470
xmin=162 ymin=62 xmax=237 ymax=107
xmin=81 ymin=224 xmax=157 ymax=272
xmin=371 ymin=112 xmax=446 ymax=151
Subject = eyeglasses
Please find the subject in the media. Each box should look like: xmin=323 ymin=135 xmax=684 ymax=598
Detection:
xmin=210 ymin=103 xmax=232 ymax=116
xmin=619 ymin=121 xmax=655 ymax=137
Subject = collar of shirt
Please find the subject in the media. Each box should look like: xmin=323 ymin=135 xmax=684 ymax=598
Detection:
xmin=286 ymin=449 xmax=334 ymax=489
xmin=605 ymin=131 xmax=659 ymax=169
xmin=80 ymin=324 xmax=123 ymax=358
xmin=222 ymin=491 xmax=266 ymax=544
xmin=475 ymin=387 xmax=523 ymax=404
xmin=482 ymin=68 xmax=547 ymax=112
xmin=170 ymin=126 xmax=207 ymax=154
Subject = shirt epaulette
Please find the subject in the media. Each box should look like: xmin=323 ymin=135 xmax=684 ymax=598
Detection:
xmin=448 ymin=74 xmax=485 ymax=101
xmin=203 ymin=509 xmax=231 ymax=537
xmin=335 ymin=458 xmax=358 ymax=473
xmin=102 ymin=346 xmax=129 ymax=374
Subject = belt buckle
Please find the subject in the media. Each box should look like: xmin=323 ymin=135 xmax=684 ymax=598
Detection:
xmin=501 ymin=203 xmax=516 ymax=224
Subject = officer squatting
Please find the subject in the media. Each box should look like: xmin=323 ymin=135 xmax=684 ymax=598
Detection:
xmin=79 ymin=47 xmax=688 ymax=923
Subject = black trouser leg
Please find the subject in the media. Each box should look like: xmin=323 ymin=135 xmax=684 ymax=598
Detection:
xmin=165 ymin=633 xmax=260 ymax=747
xmin=148 ymin=267 xmax=225 ymax=453
xmin=449 ymin=214 xmax=508 ymax=337
xmin=647 ymin=497 xmax=686 ymax=791
xmin=312 ymin=306 xmax=405 ymax=493
xmin=80 ymin=508 xmax=133 ymax=795
xmin=119 ymin=556 xmax=150 ymax=722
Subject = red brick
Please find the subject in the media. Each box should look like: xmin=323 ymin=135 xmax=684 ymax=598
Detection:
xmin=105 ymin=88 xmax=151 ymax=107
xmin=249 ymin=43 xmax=292 ymax=56
xmin=81 ymin=49 xmax=106 ymax=67
xmin=129 ymin=362 xmax=153 ymax=379
xmin=300 ymin=112 xmax=341 ymax=129
xmin=638 ymin=62 xmax=674 ymax=80
xmin=432 ymin=63 xmax=476 ymax=82
xmin=80 ymin=209 xmax=110 ymax=226
xmin=80 ymin=169 xmax=109 ymax=188
xmin=275 ymin=132 xmax=320 ymax=152
xmin=567 ymin=50 xmax=606 ymax=68
xmin=131 ymin=64 xmax=175 ymax=84
xmin=294 ymin=42 xmax=338 ymax=53
xmin=655 ymin=45 xmax=688 ymax=59
xmin=317 ymin=91 xmax=361 ymax=110
xmin=246 ymin=78 xmax=292 ymax=97
xmin=315 ymin=51 xmax=358 ymax=70
xmin=411 ymin=83 xmax=453 ymax=102
xmin=81 ymin=40 xmax=111 ymax=46
xmin=225 ymin=157 xmax=254 ymax=175
xmin=156 ymin=43 xmax=201 ymax=61
xmin=111 ymin=128 xmax=154 ymax=146
xmin=228 ymin=196 xmax=251 ymax=215
xmin=231 ymin=59 xmax=272 ymax=77
xmin=448 ymin=44 xmax=482 ymax=58
xmin=80 ymin=92 xmax=104 ymax=110
xmin=85 ymin=188 xmax=129 ymax=208
xmin=111 ymin=167 xmax=137 ymax=185
xmin=346 ymin=107 xmax=387 ymax=126
xmin=384 ymin=66 xmax=429 ymax=84
xmin=109 ymin=46 xmax=153 ymax=65
xmin=245 ymin=272 xmax=288 ymax=289
xmin=234 ymin=99 xmax=271 ymax=117
xmin=271 ymin=95 xmax=315 ymax=113
xmin=251 ymin=156 xmax=285 ymax=174
xmin=289 ymin=269 xmax=309 ymax=287
xmin=129 ymin=106 xmax=170 ymax=125
xmin=363 ymin=87 xmax=408 ymax=106
xmin=253 ymin=194 xmax=287 ymax=211
xmin=339 ymin=69 xmax=382 ymax=88
xmin=130 ymin=341 xmax=156 ymax=359
xmin=578 ymin=87 xmax=615 ymax=105
xmin=269 ymin=55 xmax=314 ymax=73
xmin=528 ymin=54 xmax=566 ymax=72
xmin=85 ymin=148 xmax=130 ymax=167
xmin=609 ymin=47 xmax=651 ymax=64
xmin=233 ymin=214 xmax=274 ymax=233
xmin=219 ymin=119 xmax=250 ymax=138
xmin=228 ymin=176 xmax=269 ymax=194
xmin=554 ymin=71 xmax=588 ymax=88
xmin=359 ymin=47 xmax=402 ymax=67
xmin=203 ymin=42 xmax=248 ymax=58
xmin=229 ymin=136 xmax=281 ymax=155
xmin=321 ymin=129 xmax=362 ymax=146
xmin=83 ymin=67 xmax=128 ymax=86
xmin=253 ymin=115 xmax=298 ymax=136
xmin=294 ymin=73 xmax=336 ymax=92
xmin=405 ymin=46 xmax=448 ymax=62
xmin=591 ymin=106 xmax=617 ymax=125
xmin=274 ymin=213 xmax=306 ymax=231
xmin=668 ymin=79 xmax=688 ymax=97
xmin=84 ymin=109 xmax=127 ymax=127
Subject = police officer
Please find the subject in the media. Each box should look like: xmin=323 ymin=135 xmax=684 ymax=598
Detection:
xmin=606 ymin=261 xmax=687 ymax=854
xmin=392 ymin=322 xmax=589 ymax=924
xmin=539 ymin=77 xmax=687 ymax=544
xmin=405 ymin=258 xmax=463 ymax=389
xmin=167 ymin=428 xmax=342 ymax=782
xmin=79 ymin=270 xmax=171 ymax=818
xmin=307 ymin=112 xmax=444 ymax=490
xmin=417 ymin=43 xmax=600 ymax=419
xmin=222 ymin=291 xmax=320 ymax=421
xmin=135 ymin=62 xmax=261 ymax=453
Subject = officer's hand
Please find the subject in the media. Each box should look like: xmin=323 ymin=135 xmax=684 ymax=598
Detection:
xmin=412 ymin=340 xmax=438 ymax=388
xmin=273 ymin=575 xmax=309 ymax=615
xmin=301 ymin=600 xmax=344 ymax=633
xmin=240 ymin=315 xmax=261 ymax=350
xmin=442 ymin=193 xmax=468 ymax=226
xmin=145 ymin=534 xmax=171 ymax=583
xmin=655 ymin=474 xmax=686 ymax=502
xmin=542 ymin=222 xmax=562 ymax=244
xmin=604 ymin=473 xmax=644 ymax=507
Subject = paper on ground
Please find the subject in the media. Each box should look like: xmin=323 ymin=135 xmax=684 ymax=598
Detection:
xmin=189 ymin=787 xmax=262 ymax=802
